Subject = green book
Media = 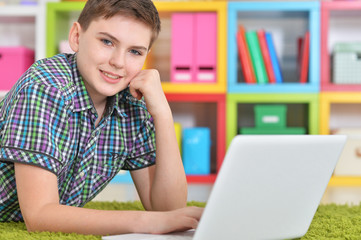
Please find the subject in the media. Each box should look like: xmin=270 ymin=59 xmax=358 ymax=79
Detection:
xmin=246 ymin=30 xmax=269 ymax=84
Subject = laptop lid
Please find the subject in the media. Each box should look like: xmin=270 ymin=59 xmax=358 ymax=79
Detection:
xmin=194 ymin=135 xmax=346 ymax=240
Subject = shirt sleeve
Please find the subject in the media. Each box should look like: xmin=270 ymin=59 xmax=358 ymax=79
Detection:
xmin=122 ymin=99 xmax=156 ymax=170
xmin=0 ymin=81 xmax=68 ymax=175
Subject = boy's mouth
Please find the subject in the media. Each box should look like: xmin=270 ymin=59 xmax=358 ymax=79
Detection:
xmin=101 ymin=70 xmax=120 ymax=79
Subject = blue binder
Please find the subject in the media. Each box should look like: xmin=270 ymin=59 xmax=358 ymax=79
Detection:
xmin=265 ymin=32 xmax=283 ymax=84
xmin=182 ymin=127 xmax=211 ymax=175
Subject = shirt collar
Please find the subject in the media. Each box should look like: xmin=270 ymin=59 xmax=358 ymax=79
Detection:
xmin=68 ymin=54 xmax=94 ymax=112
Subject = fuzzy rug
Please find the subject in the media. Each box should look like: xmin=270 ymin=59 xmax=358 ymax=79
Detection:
xmin=1 ymin=201 xmax=361 ymax=239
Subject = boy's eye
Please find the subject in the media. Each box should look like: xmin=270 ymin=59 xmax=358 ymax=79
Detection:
xmin=130 ymin=49 xmax=142 ymax=56
xmin=101 ymin=39 xmax=113 ymax=46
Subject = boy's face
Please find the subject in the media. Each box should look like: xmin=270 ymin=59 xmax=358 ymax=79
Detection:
xmin=69 ymin=15 xmax=152 ymax=103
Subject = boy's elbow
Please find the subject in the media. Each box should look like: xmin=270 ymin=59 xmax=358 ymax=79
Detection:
xmin=22 ymin=209 xmax=51 ymax=233
xmin=24 ymin=216 xmax=40 ymax=233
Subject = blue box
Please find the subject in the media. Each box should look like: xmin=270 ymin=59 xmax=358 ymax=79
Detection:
xmin=182 ymin=127 xmax=211 ymax=175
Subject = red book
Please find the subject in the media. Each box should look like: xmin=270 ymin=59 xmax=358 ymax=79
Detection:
xmin=300 ymin=31 xmax=310 ymax=84
xmin=257 ymin=29 xmax=276 ymax=84
xmin=237 ymin=25 xmax=256 ymax=84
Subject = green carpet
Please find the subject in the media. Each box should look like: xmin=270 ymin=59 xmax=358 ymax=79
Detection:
xmin=1 ymin=201 xmax=361 ymax=239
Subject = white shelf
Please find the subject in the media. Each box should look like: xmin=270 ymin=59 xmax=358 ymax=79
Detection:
xmin=0 ymin=5 xmax=38 ymax=17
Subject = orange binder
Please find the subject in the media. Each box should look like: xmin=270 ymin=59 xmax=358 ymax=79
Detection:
xmin=236 ymin=25 xmax=256 ymax=84
xmin=300 ymin=31 xmax=310 ymax=84
xmin=257 ymin=30 xmax=276 ymax=84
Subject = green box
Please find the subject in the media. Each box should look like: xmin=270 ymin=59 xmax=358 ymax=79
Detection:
xmin=255 ymin=104 xmax=287 ymax=128
xmin=240 ymin=127 xmax=306 ymax=135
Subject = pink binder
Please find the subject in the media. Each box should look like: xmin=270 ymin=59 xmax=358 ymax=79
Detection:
xmin=0 ymin=47 xmax=34 ymax=91
xmin=194 ymin=13 xmax=217 ymax=83
xmin=171 ymin=13 xmax=194 ymax=83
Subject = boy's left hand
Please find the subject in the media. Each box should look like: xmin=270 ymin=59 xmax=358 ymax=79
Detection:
xmin=128 ymin=69 xmax=169 ymax=118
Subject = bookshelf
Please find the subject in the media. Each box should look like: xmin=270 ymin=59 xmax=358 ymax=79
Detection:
xmin=41 ymin=0 xmax=361 ymax=186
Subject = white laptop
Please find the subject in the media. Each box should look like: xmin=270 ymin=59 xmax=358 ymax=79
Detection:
xmin=103 ymin=135 xmax=346 ymax=240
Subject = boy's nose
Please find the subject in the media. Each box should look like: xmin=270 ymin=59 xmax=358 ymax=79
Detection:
xmin=109 ymin=50 xmax=125 ymax=69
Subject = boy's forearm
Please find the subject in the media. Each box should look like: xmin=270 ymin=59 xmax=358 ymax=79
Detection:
xmin=26 ymin=203 xmax=144 ymax=235
xmin=150 ymin=109 xmax=188 ymax=211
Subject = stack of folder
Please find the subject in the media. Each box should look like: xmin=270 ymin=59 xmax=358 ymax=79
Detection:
xmin=237 ymin=25 xmax=310 ymax=84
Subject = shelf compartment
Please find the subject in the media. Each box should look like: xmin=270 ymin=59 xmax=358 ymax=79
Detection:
xmin=227 ymin=1 xmax=320 ymax=93
xmin=227 ymin=93 xmax=319 ymax=146
xmin=46 ymin=1 xmax=85 ymax=57
xmin=321 ymin=1 xmax=361 ymax=91
xmin=150 ymin=2 xmax=227 ymax=94
xmin=320 ymin=92 xmax=361 ymax=134
xmin=166 ymin=93 xmax=226 ymax=183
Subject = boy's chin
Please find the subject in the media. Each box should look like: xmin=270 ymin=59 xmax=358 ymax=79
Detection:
xmin=100 ymin=86 xmax=127 ymax=97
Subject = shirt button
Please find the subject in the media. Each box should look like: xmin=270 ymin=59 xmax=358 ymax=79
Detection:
xmin=79 ymin=171 xmax=85 ymax=178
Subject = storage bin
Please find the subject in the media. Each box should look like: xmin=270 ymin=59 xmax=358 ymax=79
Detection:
xmin=0 ymin=47 xmax=34 ymax=91
xmin=333 ymin=128 xmax=361 ymax=176
xmin=182 ymin=127 xmax=211 ymax=175
xmin=255 ymin=104 xmax=287 ymax=128
xmin=240 ymin=104 xmax=306 ymax=134
xmin=240 ymin=127 xmax=305 ymax=135
xmin=333 ymin=42 xmax=361 ymax=84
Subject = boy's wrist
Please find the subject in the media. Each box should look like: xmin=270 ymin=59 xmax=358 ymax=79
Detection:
xmin=150 ymin=104 xmax=172 ymax=122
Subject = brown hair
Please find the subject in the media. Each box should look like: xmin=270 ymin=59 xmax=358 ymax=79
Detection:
xmin=77 ymin=0 xmax=161 ymax=48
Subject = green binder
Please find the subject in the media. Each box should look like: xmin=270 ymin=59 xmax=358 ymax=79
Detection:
xmin=246 ymin=31 xmax=269 ymax=84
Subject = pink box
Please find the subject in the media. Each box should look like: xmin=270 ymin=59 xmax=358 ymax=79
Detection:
xmin=171 ymin=13 xmax=194 ymax=83
xmin=194 ymin=13 xmax=217 ymax=83
xmin=0 ymin=47 xmax=35 ymax=91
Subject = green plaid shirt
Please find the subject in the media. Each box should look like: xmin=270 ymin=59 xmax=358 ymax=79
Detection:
xmin=0 ymin=53 xmax=156 ymax=222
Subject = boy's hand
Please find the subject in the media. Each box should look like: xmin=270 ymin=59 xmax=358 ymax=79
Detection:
xmin=139 ymin=206 xmax=204 ymax=234
xmin=128 ymin=69 xmax=169 ymax=118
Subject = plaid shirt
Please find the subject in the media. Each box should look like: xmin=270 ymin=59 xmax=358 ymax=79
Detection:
xmin=0 ymin=53 xmax=156 ymax=222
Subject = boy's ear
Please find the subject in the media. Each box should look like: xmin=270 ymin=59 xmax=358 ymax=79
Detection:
xmin=68 ymin=22 xmax=82 ymax=52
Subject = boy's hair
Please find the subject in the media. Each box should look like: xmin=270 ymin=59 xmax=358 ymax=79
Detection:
xmin=78 ymin=0 xmax=161 ymax=49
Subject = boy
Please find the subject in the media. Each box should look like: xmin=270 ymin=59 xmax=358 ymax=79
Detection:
xmin=0 ymin=0 xmax=203 ymax=235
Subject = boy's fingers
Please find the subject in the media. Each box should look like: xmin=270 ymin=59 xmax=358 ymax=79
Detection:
xmin=185 ymin=206 xmax=204 ymax=220
xmin=128 ymin=84 xmax=143 ymax=100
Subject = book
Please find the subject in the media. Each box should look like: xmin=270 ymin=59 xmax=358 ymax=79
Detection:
xmin=236 ymin=25 xmax=256 ymax=84
xmin=257 ymin=29 xmax=276 ymax=84
xmin=246 ymin=30 xmax=269 ymax=84
xmin=299 ymin=31 xmax=310 ymax=84
xmin=265 ymin=32 xmax=283 ymax=84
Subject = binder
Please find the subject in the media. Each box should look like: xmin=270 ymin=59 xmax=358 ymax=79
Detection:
xmin=246 ymin=30 xmax=269 ymax=84
xmin=237 ymin=25 xmax=256 ymax=84
xmin=182 ymin=127 xmax=211 ymax=175
xmin=300 ymin=31 xmax=310 ymax=84
xmin=265 ymin=32 xmax=283 ymax=84
xmin=257 ymin=30 xmax=276 ymax=84
xmin=194 ymin=12 xmax=217 ymax=83
xmin=171 ymin=13 xmax=194 ymax=83
xmin=174 ymin=122 xmax=182 ymax=154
